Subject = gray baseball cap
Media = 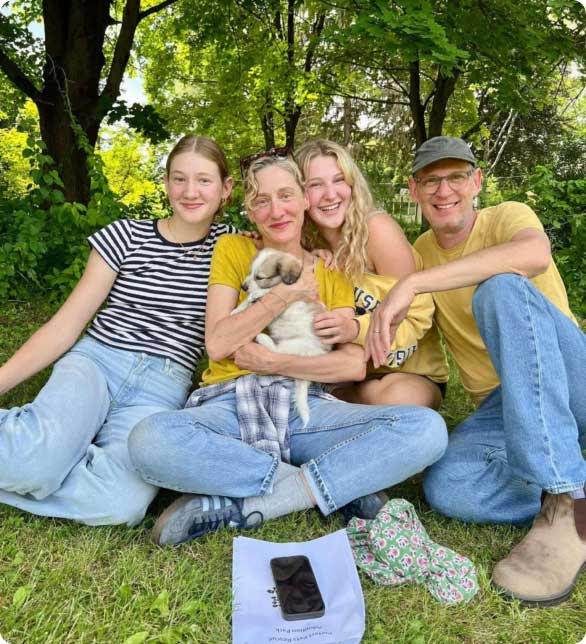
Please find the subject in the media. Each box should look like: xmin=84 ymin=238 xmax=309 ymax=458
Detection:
xmin=412 ymin=136 xmax=476 ymax=174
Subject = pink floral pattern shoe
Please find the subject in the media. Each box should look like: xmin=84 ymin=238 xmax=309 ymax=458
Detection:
xmin=346 ymin=498 xmax=478 ymax=605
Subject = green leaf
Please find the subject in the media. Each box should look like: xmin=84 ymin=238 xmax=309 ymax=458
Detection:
xmin=123 ymin=632 xmax=149 ymax=644
xmin=179 ymin=599 xmax=205 ymax=616
xmin=13 ymin=584 xmax=33 ymax=608
xmin=150 ymin=589 xmax=170 ymax=616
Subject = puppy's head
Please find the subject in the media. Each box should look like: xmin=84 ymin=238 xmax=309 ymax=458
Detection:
xmin=247 ymin=248 xmax=303 ymax=292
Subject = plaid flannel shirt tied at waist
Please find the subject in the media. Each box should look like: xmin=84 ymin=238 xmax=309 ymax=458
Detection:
xmin=185 ymin=374 xmax=333 ymax=462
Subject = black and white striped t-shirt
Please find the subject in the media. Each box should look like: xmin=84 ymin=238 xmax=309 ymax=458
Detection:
xmin=87 ymin=218 xmax=236 ymax=371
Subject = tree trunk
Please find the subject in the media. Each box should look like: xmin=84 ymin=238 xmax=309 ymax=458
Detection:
xmin=408 ymin=60 xmax=427 ymax=146
xmin=284 ymin=109 xmax=300 ymax=149
xmin=260 ymin=111 xmax=276 ymax=149
xmin=260 ymin=88 xmax=275 ymax=149
xmin=343 ymin=96 xmax=352 ymax=145
xmin=428 ymin=68 xmax=460 ymax=139
xmin=38 ymin=0 xmax=110 ymax=202
xmin=0 ymin=0 xmax=176 ymax=204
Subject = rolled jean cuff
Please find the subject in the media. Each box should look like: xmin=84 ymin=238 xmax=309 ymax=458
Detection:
xmin=301 ymin=461 xmax=336 ymax=515
xmin=258 ymin=456 xmax=280 ymax=496
xmin=545 ymin=481 xmax=586 ymax=495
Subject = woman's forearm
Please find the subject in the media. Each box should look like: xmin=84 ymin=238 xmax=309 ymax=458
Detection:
xmin=0 ymin=316 xmax=83 ymax=395
xmin=272 ymin=343 xmax=366 ymax=383
xmin=206 ymin=290 xmax=289 ymax=362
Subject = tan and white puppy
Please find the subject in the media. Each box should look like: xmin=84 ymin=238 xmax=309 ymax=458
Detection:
xmin=232 ymin=248 xmax=330 ymax=424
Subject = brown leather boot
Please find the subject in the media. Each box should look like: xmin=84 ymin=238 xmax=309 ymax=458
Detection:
xmin=491 ymin=493 xmax=586 ymax=607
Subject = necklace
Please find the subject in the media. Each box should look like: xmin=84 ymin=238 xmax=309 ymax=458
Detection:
xmin=166 ymin=219 xmax=198 ymax=260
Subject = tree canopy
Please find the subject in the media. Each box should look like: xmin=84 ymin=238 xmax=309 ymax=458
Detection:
xmin=0 ymin=0 xmax=585 ymax=198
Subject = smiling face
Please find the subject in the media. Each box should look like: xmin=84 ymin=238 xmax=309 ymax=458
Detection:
xmin=304 ymin=154 xmax=352 ymax=232
xmin=247 ymin=164 xmax=307 ymax=252
xmin=164 ymin=151 xmax=232 ymax=227
xmin=408 ymin=159 xmax=482 ymax=245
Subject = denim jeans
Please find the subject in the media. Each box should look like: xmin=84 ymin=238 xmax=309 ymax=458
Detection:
xmin=0 ymin=337 xmax=191 ymax=525
xmin=129 ymin=389 xmax=448 ymax=515
xmin=424 ymin=274 xmax=586 ymax=524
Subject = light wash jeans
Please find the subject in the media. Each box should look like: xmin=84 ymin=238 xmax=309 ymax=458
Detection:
xmin=0 ymin=336 xmax=191 ymax=525
xmin=129 ymin=389 xmax=448 ymax=515
xmin=424 ymin=274 xmax=586 ymax=525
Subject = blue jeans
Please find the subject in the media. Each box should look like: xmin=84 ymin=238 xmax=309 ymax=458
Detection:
xmin=128 ymin=390 xmax=447 ymax=515
xmin=0 ymin=337 xmax=191 ymax=525
xmin=424 ymin=274 xmax=586 ymax=524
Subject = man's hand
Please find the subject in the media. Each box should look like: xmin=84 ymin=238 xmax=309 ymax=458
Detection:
xmin=365 ymin=279 xmax=417 ymax=367
xmin=234 ymin=342 xmax=278 ymax=374
xmin=313 ymin=311 xmax=358 ymax=345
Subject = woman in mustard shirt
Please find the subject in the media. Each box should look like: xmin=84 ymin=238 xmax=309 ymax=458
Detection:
xmin=129 ymin=152 xmax=447 ymax=546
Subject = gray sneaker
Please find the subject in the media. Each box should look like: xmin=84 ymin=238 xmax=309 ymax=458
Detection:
xmin=338 ymin=491 xmax=389 ymax=523
xmin=151 ymin=494 xmax=263 ymax=546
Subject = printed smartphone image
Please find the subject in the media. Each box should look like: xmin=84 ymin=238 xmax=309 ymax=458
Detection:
xmin=270 ymin=555 xmax=326 ymax=621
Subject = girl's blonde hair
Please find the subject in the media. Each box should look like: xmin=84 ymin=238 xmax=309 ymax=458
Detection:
xmin=165 ymin=135 xmax=231 ymax=218
xmin=243 ymin=155 xmax=304 ymax=213
xmin=295 ymin=139 xmax=374 ymax=283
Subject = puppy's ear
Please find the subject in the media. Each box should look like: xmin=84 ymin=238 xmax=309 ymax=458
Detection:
xmin=278 ymin=254 xmax=303 ymax=285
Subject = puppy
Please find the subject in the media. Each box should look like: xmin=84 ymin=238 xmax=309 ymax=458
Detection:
xmin=232 ymin=248 xmax=330 ymax=424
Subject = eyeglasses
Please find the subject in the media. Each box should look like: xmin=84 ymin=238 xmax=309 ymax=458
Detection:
xmin=239 ymin=146 xmax=292 ymax=179
xmin=414 ymin=169 xmax=474 ymax=194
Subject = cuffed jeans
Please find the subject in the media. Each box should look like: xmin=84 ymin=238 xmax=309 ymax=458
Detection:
xmin=0 ymin=337 xmax=191 ymax=525
xmin=129 ymin=390 xmax=448 ymax=515
xmin=424 ymin=274 xmax=586 ymax=525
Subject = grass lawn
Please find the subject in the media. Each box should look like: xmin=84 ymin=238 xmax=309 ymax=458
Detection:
xmin=1 ymin=300 xmax=585 ymax=644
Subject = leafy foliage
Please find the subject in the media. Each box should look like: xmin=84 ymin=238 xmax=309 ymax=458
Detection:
xmin=507 ymin=165 xmax=586 ymax=317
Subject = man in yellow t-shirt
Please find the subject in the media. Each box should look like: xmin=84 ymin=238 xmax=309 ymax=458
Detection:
xmin=365 ymin=136 xmax=586 ymax=608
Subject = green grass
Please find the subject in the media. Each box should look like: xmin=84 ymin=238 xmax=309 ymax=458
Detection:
xmin=1 ymin=300 xmax=585 ymax=643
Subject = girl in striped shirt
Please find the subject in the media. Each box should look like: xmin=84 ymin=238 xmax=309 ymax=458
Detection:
xmin=0 ymin=135 xmax=234 ymax=526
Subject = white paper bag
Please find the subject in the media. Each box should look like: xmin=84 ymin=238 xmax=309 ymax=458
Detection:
xmin=232 ymin=529 xmax=365 ymax=644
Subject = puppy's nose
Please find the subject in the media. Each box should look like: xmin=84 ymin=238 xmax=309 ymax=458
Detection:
xmin=241 ymin=282 xmax=249 ymax=292
xmin=282 ymin=272 xmax=300 ymax=285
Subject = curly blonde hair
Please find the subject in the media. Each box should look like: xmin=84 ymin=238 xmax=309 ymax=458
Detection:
xmin=295 ymin=139 xmax=373 ymax=283
xmin=243 ymin=155 xmax=304 ymax=213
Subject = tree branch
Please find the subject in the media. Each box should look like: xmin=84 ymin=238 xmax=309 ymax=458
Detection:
xmin=138 ymin=0 xmax=180 ymax=22
xmin=303 ymin=11 xmax=326 ymax=73
xmin=99 ymin=0 xmax=141 ymax=116
xmin=0 ymin=45 xmax=42 ymax=103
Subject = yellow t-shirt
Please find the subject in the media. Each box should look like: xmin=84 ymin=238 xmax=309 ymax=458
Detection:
xmin=353 ymin=253 xmax=448 ymax=383
xmin=414 ymin=201 xmax=577 ymax=403
xmin=201 ymin=234 xmax=355 ymax=385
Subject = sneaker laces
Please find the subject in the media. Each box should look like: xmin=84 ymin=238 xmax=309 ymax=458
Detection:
xmin=187 ymin=499 xmax=264 ymax=538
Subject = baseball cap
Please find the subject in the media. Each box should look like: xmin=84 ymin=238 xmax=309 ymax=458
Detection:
xmin=412 ymin=136 xmax=476 ymax=174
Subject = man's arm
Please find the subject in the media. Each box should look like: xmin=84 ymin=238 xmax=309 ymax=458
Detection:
xmin=365 ymin=228 xmax=551 ymax=367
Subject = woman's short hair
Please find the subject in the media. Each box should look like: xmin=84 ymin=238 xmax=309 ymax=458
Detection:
xmin=295 ymin=139 xmax=374 ymax=283
xmin=243 ymin=155 xmax=304 ymax=213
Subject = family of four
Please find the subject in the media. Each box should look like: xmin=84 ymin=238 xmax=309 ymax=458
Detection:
xmin=1 ymin=134 xmax=584 ymax=608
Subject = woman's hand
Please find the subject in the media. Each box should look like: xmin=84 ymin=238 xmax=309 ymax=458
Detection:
xmin=311 ymin=248 xmax=336 ymax=270
xmin=272 ymin=266 xmax=320 ymax=306
xmin=313 ymin=311 xmax=359 ymax=345
xmin=238 ymin=229 xmax=263 ymax=251
xmin=234 ymin=342 xmax=277 ymax=373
